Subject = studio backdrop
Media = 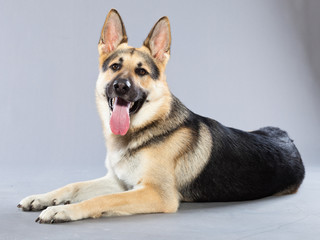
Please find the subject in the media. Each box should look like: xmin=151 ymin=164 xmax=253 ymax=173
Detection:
xmin=0 ymin=0 xmax=319 ymax=171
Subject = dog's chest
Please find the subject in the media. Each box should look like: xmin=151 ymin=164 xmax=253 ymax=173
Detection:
xmin=106 ymin=150 xmax=143 ymax=189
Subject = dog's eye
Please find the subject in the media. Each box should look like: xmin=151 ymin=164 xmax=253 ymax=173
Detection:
xmin=135 ymin=68 xmax=148 ymax=76
xmin=110 ymin=63 xmax=121 ymax=71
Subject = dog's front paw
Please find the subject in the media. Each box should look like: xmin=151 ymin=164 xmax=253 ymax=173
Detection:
xmin=36 ymin=205 xmax=79 ymax=224
xmin=18 ymin=194 xmax=53 ymax=211
xmin=18 ymin=194 xmax=70 ymax=211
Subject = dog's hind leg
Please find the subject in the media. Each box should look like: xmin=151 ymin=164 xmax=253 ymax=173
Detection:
xmin=18 ymin=172 xmax=125 ymax=211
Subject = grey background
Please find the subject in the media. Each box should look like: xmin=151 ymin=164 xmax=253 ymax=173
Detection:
xmin=0 ymin=0 xmax=319 ymax=239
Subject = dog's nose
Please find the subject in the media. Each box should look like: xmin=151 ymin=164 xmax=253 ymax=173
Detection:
xmin=113 ymin=79 xmax=131 ymax=95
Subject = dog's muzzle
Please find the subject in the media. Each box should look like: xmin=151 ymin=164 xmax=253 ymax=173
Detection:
xmin=105 ymin=78 xmax=147 ymax=136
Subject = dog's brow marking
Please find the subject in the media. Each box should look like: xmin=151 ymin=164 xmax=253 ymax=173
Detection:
xmin=137 ymin=62 xmax=142 ymax=67
xmin=119 ymin=57 xmax=123 ymax=62
xmin=135 ymin=51 xmax=159 ymax=80
xmin=102 ymin=49 xmax=131 ymax=72
xmin=130 ymin=48 xmax=136 ymax=55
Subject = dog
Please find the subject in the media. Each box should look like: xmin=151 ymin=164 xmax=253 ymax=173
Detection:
xmin=18 ymin=9 xmax=305 ymax=223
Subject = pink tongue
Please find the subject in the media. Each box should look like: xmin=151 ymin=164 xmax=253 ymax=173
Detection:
xmin=110 ymin=98 xmax=130 ymax=136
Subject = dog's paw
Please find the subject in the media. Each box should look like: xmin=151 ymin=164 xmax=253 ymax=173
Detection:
xmin=17 ymin=194 xmax=71 ymax=211
xmin=36 ymin=205 xmax=79 ymax=224
xmin=18 ymin=194 xmax=52 ymax=211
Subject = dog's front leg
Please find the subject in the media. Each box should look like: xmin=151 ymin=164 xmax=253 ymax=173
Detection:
xmin=36 ymin=184 xmax=179 ymax=223
xmin=18 ymin=172 xmax=125 ymax=211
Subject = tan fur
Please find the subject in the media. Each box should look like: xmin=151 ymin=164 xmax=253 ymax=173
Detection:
xmin=274 ymin=184 xmax=300 ymax=196
xmin=175 ymin=123 xmax=213 ymax=200
xmin=77 ymin=184 xmax=174 ymax=218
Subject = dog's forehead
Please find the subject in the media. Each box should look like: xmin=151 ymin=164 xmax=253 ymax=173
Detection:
xmin=118 ymin=49 xmax=147 ymax=64
xmin=103 ymin=49 xmax=147 ymax=66
xmin=102 ymin=48 xmax=160 ymax=79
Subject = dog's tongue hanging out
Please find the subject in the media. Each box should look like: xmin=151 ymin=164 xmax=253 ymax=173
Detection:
xmin=110 ymin=98 xmax=130 ymax=136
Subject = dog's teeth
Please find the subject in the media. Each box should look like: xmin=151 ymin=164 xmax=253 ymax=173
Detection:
xmin=112 ymin=98 xmax=115 ymax=106
xmin=130 ymin=102 xmax=134 ymax=109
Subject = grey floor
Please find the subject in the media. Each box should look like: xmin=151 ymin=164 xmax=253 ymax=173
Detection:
xmin=1 ymin=162 xmax=319 ymax=240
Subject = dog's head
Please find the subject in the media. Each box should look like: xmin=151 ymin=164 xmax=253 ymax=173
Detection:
xmin=96 ymin=9 xmax=172 ymax=136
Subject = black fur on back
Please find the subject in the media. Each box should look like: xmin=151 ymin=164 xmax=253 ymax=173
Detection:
xmin=177 ymin=99 xmax=305 ymax=202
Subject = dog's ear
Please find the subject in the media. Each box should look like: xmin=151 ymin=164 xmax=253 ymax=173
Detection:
xmin=98 ymin=9 xmax=128 ymax=55
xmin=143 ymin=17 xmax=171 ymax=62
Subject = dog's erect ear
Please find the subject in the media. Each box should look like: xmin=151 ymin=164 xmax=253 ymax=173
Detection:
xmin=143 ymin=17 xmax=171 ymax=62
xmin=98 ymin=9 xmax=128 ymax=55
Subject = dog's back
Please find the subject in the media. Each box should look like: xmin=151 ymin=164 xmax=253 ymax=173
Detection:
xmin=179 ymin=110 xmax=305 ymax=202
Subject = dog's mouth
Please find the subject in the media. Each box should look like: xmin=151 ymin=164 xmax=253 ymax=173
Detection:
xmin=107 ymin=96 xmax=146 ymax=136
xmin=107 ymin=97 xmax=145 ymax=115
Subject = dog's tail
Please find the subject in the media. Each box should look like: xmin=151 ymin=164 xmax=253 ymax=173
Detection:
xmin=252 ymin=126 xmax=305 ymax=194
xmin=253 ymin=126 xmax=292 ymax=142
xmin=252 ymin=126 xmax=301 ymax=159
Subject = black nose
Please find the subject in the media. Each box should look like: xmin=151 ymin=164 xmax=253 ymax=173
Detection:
xmin=113 ymin=79 xmax=131 ymax=95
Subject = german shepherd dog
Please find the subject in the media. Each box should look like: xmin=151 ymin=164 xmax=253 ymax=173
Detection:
xmin=18 ymin=9 xmax=305 ymax=223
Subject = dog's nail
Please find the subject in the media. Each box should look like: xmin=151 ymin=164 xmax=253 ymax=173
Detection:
xmin=64 ymin=200 xmax=71 ymax=205
xmin=35 ymin=217 xmax=40 ymax=223
xmin=50 ymin=219 xmax=54 ymax=224
xmin=29 ymin=200 xmax=34 ymax=211
xmin=17 ymin=204 xmax=22 ymax=208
